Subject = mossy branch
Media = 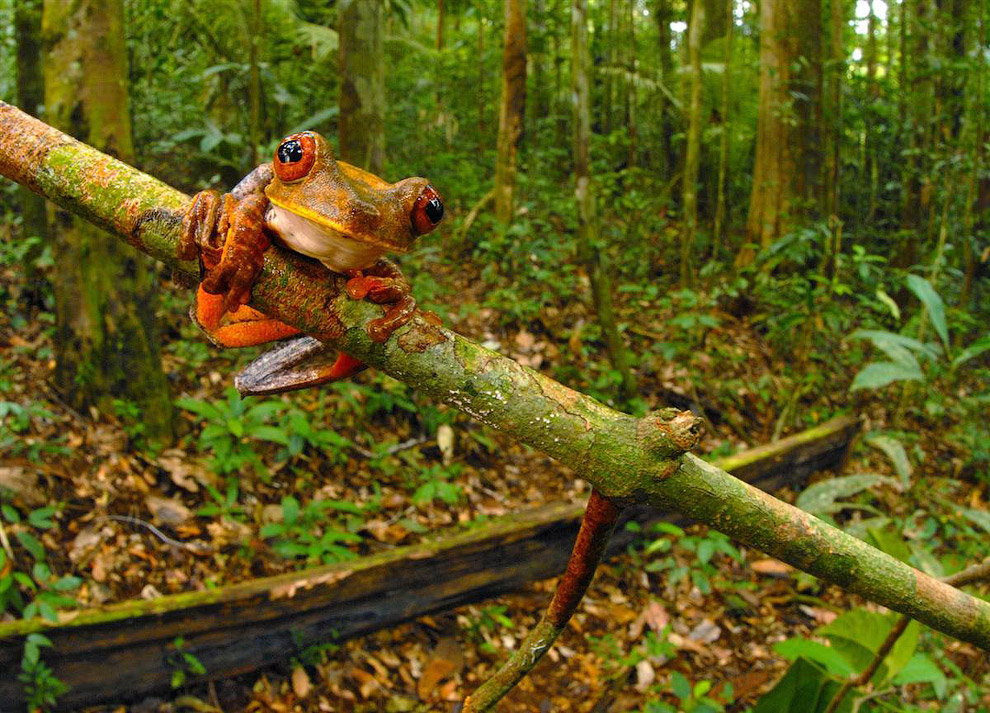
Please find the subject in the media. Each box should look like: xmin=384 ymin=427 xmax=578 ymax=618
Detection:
xmin=2 ymin=101 xmax=989 ymax=650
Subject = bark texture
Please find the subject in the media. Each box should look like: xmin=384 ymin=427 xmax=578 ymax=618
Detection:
xmin=41 ymin=0 xmax=173 ymax=441
xmin=494 ymin=0 xmax=527 ymax=223
xmin=681 ymin=0 xmax=705 ymax=284
xmin=744 ymin=0 xmax=824 ymax=256
xmin=338 ymin=0 xmax=386 ymax=172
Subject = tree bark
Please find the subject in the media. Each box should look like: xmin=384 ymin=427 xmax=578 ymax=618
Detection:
xmin=41 ymin=0 xmax=173 ymax=442
xmin=4 ymin=102 xmax=990 ymax=653
xmin=652 ymin=0 xmax=676 ymax=180
xmin=14 ymin=0 xmax=48 ymax=299
xmin=742 ymin=0 xmax=824 ymax=259
xmin=702 ymin=0 xmax=728 ymax=44
xmin=681 ymin=0 xmax=705 ymax=285
xmin=338 ymin=0 xmax=386 ymax=172
xmin=572 ymin=0 xmax=637 ymax=401
xmin=823 ymin=0 xmax=843 ymax=218
xmin=494 ymin=0 xmax=527 ymax=223
xmin=712 ymin=0 xmax=734 ymax=256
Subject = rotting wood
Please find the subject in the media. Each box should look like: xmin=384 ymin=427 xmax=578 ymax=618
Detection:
xmin=0 ymin=416 xmax=859 ymax=709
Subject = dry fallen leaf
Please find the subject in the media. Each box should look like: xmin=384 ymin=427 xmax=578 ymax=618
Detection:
xmin=146 ymin=494 xmax=192 ymax=527
xmin=751 ymin=559 xmax=794 ymax=577
xmin=350 ymin=667 xmax=378 ymax=699
xmin=629 ymin=599 xmax=670 ymax=640
xmin=418 ymin=637 xmax=464 ymax=700
xmin=688 ymin=619 xmax=722 ymax=645
xmin=291 ymin=665 xmax=313 ymax=699
xmin=634 ymin=660 xmax=656 ymax=693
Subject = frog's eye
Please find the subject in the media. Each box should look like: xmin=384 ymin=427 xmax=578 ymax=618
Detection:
xmin=273 ymin=133 xmax=316 ymax=182
xmin=411 ymin=185 xmax=445 ymax=236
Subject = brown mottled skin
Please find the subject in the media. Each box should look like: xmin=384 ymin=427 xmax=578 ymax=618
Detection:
xmin=178 ymin=131 xmax=444 ymax=392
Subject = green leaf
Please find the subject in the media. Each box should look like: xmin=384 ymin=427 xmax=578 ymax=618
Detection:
xmin=175 ymin=398 xmax=224 ymax=423
xmin=960 ymin=508 xmax=990 ymax=534
xmin=893 ymin=653 xmax=947 ymax=698
xmin=773 ymin=639 xmax=856 ymax=678
xmin=15 ymin=531 xmax=46 ymax=560
xmin=281 ymin=496 xmax=300 ymax=526
xmin=27 ymin=506 xmax=56 ymax=529
xmin=796 ymin=474 xmax=899 ymax=516
xmin=670 ymin=671 xmax=692 ymax=701
xmin=863 ymin=434 xmax=912 ymax=487
xmin=851 ymin=329 xmax=938 ymax=362
xmin=849 ymin=361 xmax=923 ymax=391
xmin=818 ymin=610 xmax=919 ymax=685
xmin=951 ymin=333 xmax=990 ymax=370
xmin=875 ymin=288 xmax=900 ymax=321
xmin=906 ymin=275 xmax=949 ymax=349
xmin=246 ymin=425 xmax=290 ymax=445
xmin=751 ymin=658 xmax=846 ymax=713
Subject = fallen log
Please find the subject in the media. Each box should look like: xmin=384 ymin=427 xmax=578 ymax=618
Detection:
xmin=0 ymin=416 xmax=858 ymax=709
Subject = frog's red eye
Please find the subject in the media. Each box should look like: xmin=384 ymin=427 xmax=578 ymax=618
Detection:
xmin=273 ymin=133 xmax=316 ymax=182
xmin=411 ymin=185 xmax=444 ymax=236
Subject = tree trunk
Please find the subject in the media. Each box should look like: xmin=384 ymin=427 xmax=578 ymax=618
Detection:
xmin=681 ymin=0 xmax=705 ymax=285
xmin=742 ymin=0 xmax=824 ymax=259
xmin=247 ymin=0 xmax=263 ymax=167
xmin=823 ymin=0 xmax=843 ymax=218
xmin=41 ymin=0 xmax=173 ymax=442
xmin=653 ymin=0 xmax=675 ymax=180
xmin=14 ymin=0 xmax=48 ymax=302
xmin=494 ymin=0 xmax=527 ymax=223
xmin=864 ymin=0 xmax=879 ymax=220
xmin=338 ymin=0 xmax=386 ymax=172
xmin=572 ymin=0 xmax=637 ymax=401
xmin=702 ymin=0 xmax=728 ymax=43
xmin=712 ymin=0 xmax=734 ymax=257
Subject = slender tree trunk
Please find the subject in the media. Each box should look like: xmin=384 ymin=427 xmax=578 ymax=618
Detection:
xmin=898 ymin=0 xmax=934 ymax=265
xmin=702 ymin=0 xmax=728 ymax=43
xmin=864 ymin=0 xmax=879 ymax=220
xmin=247 ymin=0 xmax=262 ymax=167
xmin=653 ymin=0 xmax=675 ymax=180
xmin=742 ymin=0 xmax=824 ymax=260
xmin=681 ymin=0 xmax=705 ymax=285
xmin=823 ymin=0 xmax=843 ymax=218
xmin=339 ymin=0 xmax=386 ymax=172
xmin=437 ymin=0 xmax=445 ymax=50
xmin=42 ymin=0 xmax=173 ymax=442
xmin=572 ymin=0 xmax=637 ymax=401
xmin=712 ymin=0 xmax=734 ymax=257
xmin=494 ymin=0 xmax=527 ymax=224
xmin=625 ymin=0 xmax=637 ymax=167
xmin=14 ymin=0 xmax=48 ymax=301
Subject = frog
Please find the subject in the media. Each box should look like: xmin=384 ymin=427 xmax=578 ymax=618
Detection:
xmin=177 ymin=131 xmax=444 ymax=394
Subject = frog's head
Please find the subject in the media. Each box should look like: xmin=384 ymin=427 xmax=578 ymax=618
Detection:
xmin=264 ymin=132 xmax=444 ymax=271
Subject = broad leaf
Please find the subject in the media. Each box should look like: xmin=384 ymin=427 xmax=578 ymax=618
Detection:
xmin=864 ymin=433 xmax=912 ymax=488
xmin=893 ymin=653 xmax=947 ymax=699
xmin=906 ymin=275 xmax=949 ymax=349
xmin=796 ymin=474 xmax=899 ymax=516
xmin=960 ymin=508 xmax=990 ymax=534
xmin=951 ymin=333 xmax=990 ymax=370
xmin=849 ymin=362 xmax=923 ymax=391
xmin=751 ymin=657 xmax=848 ymax=713
xmin=818 ymin=610 xmax=920 ymax=685
xmin=773 ymin=639 xmax=856 ymax=678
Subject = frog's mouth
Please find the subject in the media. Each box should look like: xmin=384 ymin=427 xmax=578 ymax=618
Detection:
xmin=265 ymin=204 xmax=388 ymax=274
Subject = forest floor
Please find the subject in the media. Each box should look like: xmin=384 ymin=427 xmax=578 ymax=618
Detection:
xmin=0 ymin=240 xmax=987 ymax=712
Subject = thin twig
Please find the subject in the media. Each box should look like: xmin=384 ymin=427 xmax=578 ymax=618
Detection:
xmin=97 ymin=515 xmax=211 ymax=555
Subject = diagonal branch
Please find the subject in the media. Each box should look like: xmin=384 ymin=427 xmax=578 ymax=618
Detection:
xmin=2 ymin=101 xmax=990 ymax=650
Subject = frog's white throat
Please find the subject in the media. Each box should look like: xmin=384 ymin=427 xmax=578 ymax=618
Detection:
xmin=265 ymin=204 xmax=387 ymax=274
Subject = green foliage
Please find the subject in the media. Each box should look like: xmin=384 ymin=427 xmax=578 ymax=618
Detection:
xmin=259 ymin=495 xmax=366 ymax=564
xmin=167 ymin=636 xmax=207 ymax=689
xmin=461 ymin=604 xmax=513 ymax=655
xmin=19 ymin=633 xmax=70 ymax=712
xmin=0 ymin=503 xmax=81 ymax=622
xmin=411 ymin=463 xmax=464 ymax=505
xmin=639 ymin=523 xmax=743 ymax=596
xmin=177 ymin=388 xmax=288 ymax=476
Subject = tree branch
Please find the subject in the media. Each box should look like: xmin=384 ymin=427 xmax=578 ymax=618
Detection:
xmin=2 ymin=101 xmax=989 ymax=650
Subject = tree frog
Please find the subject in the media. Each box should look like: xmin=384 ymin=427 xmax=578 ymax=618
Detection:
xmin=178 ymin=131 xmax=444 ymax=394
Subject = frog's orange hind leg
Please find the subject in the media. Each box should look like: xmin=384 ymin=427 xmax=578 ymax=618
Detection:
xmin=234 ymin=336 xmax=368 ymax=395
xmin=192 ymin=286 xmax=300 ymax=348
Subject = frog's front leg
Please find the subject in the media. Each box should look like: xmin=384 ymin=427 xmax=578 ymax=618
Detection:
xmin=345 ymin=258 xmax=425 ymax=343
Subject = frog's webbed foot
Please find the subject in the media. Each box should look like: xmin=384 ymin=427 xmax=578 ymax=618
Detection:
xmin=234 ymin=335 xmax=367 ymax=396
xmin=181 ymin=189 xmax=270 ymax=318
xmin=345 ymin=258 xmax=440 ymax=343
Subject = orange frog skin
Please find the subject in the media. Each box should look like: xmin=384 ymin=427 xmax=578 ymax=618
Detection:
xmin=178 ymin=131 xmax=444 ymax=394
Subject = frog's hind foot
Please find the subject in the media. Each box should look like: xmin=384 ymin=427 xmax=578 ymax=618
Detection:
xmin=234 ymin=336 xmax=367 ymax=396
